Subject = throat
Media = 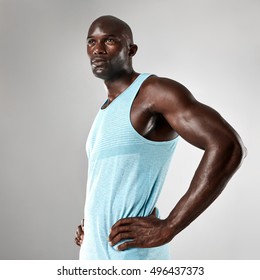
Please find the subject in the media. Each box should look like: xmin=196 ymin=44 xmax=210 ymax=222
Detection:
xmin=104 ymin=72 xmax=139 ymax=99
xmin=102 ymin=72 xmax=140 ymax=109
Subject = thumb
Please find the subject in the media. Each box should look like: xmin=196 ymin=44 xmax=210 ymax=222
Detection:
xmin=81 ymin=219 xmax=84 ymax=231
xmin=150 ymin=207 xmax=157 ymax=216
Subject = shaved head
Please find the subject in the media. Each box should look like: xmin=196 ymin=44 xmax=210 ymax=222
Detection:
xmin=87 ymin=15 xmax=138 ymax=80
xmin=88 ymin=15 xmax=134 ymax=44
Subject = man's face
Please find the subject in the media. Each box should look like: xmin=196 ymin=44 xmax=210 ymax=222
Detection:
xmin=87 ymin=22 xmax=131 ymax=80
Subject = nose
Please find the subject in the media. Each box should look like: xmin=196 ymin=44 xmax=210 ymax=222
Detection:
xmin=93 ymin=42 xmax=106 ymax=55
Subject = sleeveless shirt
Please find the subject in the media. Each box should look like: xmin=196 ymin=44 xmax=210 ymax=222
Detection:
xmin=79 ymin=73 xmax=178 ymax=259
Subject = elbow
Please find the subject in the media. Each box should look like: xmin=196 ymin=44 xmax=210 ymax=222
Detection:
xmin=210 ymin=134 xmax=247 ymax=173
xmin=227 ymin=136 xmax=247 ymax=170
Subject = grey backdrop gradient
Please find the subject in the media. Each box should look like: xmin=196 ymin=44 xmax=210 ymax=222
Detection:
xmin=0 ymin=0 xmax=259 ymax=259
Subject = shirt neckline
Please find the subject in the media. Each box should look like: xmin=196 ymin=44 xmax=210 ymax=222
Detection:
xmin=100 ymin=73 xmax=143 ymax=111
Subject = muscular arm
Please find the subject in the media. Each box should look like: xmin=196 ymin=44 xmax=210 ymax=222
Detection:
xmin=152 ymin=78 xmax=246 ymax=237
xmin=109 ymin=77 xmax=246 ymax=250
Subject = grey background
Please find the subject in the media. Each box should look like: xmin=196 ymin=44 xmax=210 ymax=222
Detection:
xmin=0 ymin=0 xmax=259 ymax=259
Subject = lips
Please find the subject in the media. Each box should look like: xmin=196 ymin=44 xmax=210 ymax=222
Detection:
xmin=91 ymin=58 xmax=108 ymax=66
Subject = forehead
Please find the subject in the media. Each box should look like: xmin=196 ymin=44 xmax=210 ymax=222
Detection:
xmin=88 ymin=21 xmax=126 ymax=38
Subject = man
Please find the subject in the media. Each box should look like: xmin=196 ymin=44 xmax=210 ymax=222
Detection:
xmin=75 ymin=15 xmax=246 ymax=259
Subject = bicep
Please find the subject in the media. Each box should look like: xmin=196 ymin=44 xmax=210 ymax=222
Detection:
xmin=166 ymin=101 xmax=233 ymax=150
xmin=152 ymin=80 xmax=237 ymax=150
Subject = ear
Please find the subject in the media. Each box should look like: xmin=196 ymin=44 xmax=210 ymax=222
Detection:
xmin=128 ymin=44 xmax=138 ymax=57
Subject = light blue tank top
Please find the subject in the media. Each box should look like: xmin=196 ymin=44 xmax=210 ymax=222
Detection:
xmin=80 ymin=73 xmax=178 ymax=260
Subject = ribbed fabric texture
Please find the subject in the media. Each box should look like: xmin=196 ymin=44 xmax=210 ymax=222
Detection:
xmin=79 ymin=73 xmax=178 ymax=260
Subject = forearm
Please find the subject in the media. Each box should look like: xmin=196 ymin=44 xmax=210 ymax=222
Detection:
xmin=165 ymin=139 xmax=245 ymax=239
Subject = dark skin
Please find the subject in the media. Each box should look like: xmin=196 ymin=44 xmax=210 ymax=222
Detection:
xmin=74 ymin=15 xmax=247 ymax=250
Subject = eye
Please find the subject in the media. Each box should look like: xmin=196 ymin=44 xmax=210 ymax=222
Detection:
xmin=87 ymin=38 xmax=95 ymax=46
xmin=105 ymin=38 xmax=116 ymax=44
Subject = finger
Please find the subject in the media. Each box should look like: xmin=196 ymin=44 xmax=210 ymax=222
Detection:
xmin=77 ymin=225 xmax=84 ymax=235
xmin=75 ymin=231 xmax=84 ymax=244
xmin=75 ymin=229 xmax=83 ymax=239
xmin=109 ymin=232 xmax=136 ymax=247
xmin=74 ymin=237 xmax=81 ymax=246
xmin=75 ymin=238 xmax=80 ymax=246
xmin=117 ymin=240 xmax=138 ymax=251
xmin=109 ymin=225 xmax=131 ymax=240
xmin=111 ymin=217 xmax=138 ymax=229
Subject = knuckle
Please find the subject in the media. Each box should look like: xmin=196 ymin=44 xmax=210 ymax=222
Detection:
xmin=120 ymin=243 xmax=127 ymax=251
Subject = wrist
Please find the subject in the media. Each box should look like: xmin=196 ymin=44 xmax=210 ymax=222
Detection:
xmin=164 ymin=216 xmax=178 ymax=240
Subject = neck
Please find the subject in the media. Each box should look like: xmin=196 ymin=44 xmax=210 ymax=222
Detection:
xmin=104 ymin=70 xmax=139 ymax=101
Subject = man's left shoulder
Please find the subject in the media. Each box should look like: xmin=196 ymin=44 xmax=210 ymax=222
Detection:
xmin=141 ymin=75 xmax=190 ymax=99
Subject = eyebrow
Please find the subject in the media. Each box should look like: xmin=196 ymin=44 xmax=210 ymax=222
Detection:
xmin=87 ymin=34 xmax=118 ymax=39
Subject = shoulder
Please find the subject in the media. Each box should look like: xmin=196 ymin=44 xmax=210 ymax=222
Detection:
xmin=142 ymin=75 xmax=183 ymax=89
xmin=139 ymin=75 xmax=196 ymax=113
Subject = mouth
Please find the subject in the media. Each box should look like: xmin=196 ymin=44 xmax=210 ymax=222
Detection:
xmin=91 ymin=58 xmax=108 ymax=66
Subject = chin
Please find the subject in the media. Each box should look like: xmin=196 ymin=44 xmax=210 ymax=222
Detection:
xmin=93 ymin=69 xmax=114 ymax=81
xmin=92 ymin=68 xmax=108 ymax=79
xmin=93 ymin=72 xmax=107 ymax=80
